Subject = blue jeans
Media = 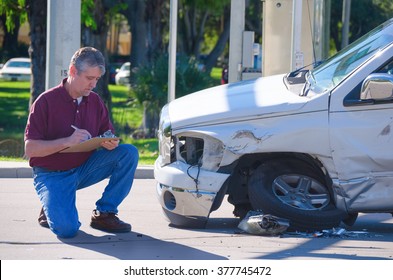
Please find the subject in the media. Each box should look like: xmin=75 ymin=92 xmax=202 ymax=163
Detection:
xmin=33 ymin=144 xmax=139 ymax=238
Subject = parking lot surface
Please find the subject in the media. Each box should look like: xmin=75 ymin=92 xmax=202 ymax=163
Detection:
xmin=1 ymin=177 xmax=393 ymax=260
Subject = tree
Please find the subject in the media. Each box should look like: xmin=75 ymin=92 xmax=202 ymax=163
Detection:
xmin=0 ymin=14 xmax=24 ymax=61
xmin=133 ymin=54 xmax=215 ymax=137
xmin=0 ymin=0 xmax=47 ymax=106
xmin=202 ymin=5 xmax=231 ymax=73
xmin=25 ymin=0 xmax=47 ymax=106
xmin=330 ymin=0 xmax=393 ymax=53
xmin=81 ymin=0 xmax=128 ymax=112
xmin=121 ymin=0 xmax=165 ymax=69
xmin=178 ymin=0 xmax=231 ymax=73
xmin=0 ymin=0 xmax=26 ymax=61
xmin=1 ymin=0 xmax=129 ymax=107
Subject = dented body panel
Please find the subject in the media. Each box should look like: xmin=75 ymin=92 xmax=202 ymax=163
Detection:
xmin=155 ymin=19 xmax=393 ymax=227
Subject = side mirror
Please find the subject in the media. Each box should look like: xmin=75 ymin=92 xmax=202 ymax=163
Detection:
xmin=360 ymin=73 xmax=393 ymax=100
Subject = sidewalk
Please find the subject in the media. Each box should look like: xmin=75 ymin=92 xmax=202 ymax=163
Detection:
xmin=0 ymin=161 xmax=154 ymax=179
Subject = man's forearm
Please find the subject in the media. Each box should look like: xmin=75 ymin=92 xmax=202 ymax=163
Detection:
xmin=25 ymin=138 xmax=70 ymax=158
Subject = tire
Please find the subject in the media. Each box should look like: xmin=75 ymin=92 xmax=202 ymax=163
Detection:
xmin=248 ymin=159 xmax=346 ymax=231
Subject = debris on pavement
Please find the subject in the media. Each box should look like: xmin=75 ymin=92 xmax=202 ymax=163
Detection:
xmin=285 ymin=228 xmax=371 ymax=238
xmin=238 ymin=210 xmax=372 ymax=238
xmin=238 ymin=211 xmax=289 ymax=236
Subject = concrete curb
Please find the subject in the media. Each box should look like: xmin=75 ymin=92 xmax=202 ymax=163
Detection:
xmin=0 ymin=161 xmax=154 ymax=179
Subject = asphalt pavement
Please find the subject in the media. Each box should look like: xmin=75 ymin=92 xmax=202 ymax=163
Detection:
xmin=1 ymin=160 xmax=393 ymax=261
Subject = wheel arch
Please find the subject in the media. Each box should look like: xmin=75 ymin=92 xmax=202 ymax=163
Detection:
xmin=222 ymin=152 xmax=334 ymax=211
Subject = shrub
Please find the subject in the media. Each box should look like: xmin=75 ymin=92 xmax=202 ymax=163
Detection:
xmin=132 ymin=54 xmax=215 ymax=138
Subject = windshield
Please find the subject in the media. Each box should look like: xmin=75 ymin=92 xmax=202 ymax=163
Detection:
xmin=308 ymin=19 xmax=393 ymax=95
xmin=7 ymin=61 xmax=30 ymax=68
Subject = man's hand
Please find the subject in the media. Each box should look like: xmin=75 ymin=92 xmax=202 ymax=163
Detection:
xmin=68 ymin=128 xmax=92 ymax=146
xmin=101 ymin=139 xmax=119 ymax=150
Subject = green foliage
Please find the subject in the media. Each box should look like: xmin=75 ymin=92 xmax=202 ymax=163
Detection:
xmin=81 ymin=0 xmax=127 ymax=30
xmin=182 ymin=0 xmax=230 ymax=15
xmin=0 ymin=81 xmax=30 ymax=157
xmin=81 ymin=0 xmax=97 ymax=30
xmin=176 ymin=55 xmax=216 ymax=97
xmin=330 ymin=0 xmax=393 ymax=51
xmin=133 ymin=54 xmax=216 ymax=109
xmin=0 ymin=81 xmax=30 ymax=134
xmin=110 ymin=84 xmax=143 ymax=134
xmin=0 ymin=0 xmax=27 ymax=33
xmin=373 ymin=0 xmax=393 ymax=17
xmin=132 ymin=55 xmax=169 ymax=109
xmin=131 ymin=54 xmax=216 ymax=137
xmin=127 ymin=138 xmax=158 ymax=165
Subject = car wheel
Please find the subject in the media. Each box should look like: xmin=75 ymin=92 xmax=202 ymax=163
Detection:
xmin=248 ymin=159 xmax=347 ymax=231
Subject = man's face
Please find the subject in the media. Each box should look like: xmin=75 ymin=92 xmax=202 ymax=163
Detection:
xmin=69 ymin=65 xmax=102 ymax=98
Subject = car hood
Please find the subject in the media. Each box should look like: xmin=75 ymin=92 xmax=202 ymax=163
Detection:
xmin=168 ymin=74 xmax=308 ymax=130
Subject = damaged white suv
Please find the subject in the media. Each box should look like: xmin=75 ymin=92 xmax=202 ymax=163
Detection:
xmin=154 ymin=18 xmax=393 ymax=231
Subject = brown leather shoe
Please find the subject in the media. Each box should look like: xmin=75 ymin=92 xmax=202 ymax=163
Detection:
xmin=90 ymin=210 xmax=131 ymax=233
xmin=38 ymin=207 xmax=49 ymax=228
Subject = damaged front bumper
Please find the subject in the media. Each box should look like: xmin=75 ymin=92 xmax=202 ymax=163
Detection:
xmin=154 ymin=159 xmax=230 ymax=228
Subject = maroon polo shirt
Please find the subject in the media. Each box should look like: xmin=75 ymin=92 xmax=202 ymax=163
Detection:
xmin=25 ymin=78 xmax=114 ymax=170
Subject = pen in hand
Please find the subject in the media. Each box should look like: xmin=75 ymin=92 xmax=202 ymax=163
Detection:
xmin=71 ymin=125 xmax=91 ymax=140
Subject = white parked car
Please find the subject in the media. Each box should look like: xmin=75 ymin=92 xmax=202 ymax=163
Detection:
xmin=154 ymin=18 xmax=393 ymax=231
xmin=0 ymin=57 xmax=31 ymax=81
xmin=115 ymin=62 xmax=131 ymax=85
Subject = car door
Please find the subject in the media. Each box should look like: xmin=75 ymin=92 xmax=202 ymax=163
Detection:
xmin=329 ymin=46 xmax=393 ymax=212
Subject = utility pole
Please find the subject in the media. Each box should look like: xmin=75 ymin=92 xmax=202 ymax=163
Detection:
xmin=46 ymin=0 xmax=81 ymax=90
xmin=341 ymin=0 xmax=351 ymax=49
xmin=228 ymin=0 xmax=245 ymax=83
xmin=168 ymin=0 xmax=178 ymax=102
xmin=291 ymin=0 xmax=303 ymax=70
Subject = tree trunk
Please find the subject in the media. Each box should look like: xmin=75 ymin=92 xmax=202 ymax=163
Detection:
xmin=203 ymin=7 xmax=230 ymax=73
xmin=125 ymin=0 xmax=165 ymax=68
xmin=81 ymin=0 xmax=112 ymax=112
xmin=128 ymin=0 xmax=148 ymax=68
xmin=123 ymin=0 xmax=165 ymax=137
xmin=141 ymin=100 xmax=159 ymax=138
xmin=25 ymin=0 xmax=47 ymax=106
xmin=146 ymin=0 xmax=165 ymax=62
xmin=0 ymin=14 xmax=22 ymax=60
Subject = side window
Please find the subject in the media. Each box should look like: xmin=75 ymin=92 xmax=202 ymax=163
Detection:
xmin=344 ymin=59 xmax=393 ymax=106
xmin=377 ymin=60 xmax=393 ymax=74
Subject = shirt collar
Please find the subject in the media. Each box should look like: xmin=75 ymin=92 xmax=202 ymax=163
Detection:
xmin=59 ymin=78 xmax=89 ymax=104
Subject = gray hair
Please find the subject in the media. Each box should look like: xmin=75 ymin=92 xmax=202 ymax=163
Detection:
xmin=70 ymin=47 xmax=106 ymax=75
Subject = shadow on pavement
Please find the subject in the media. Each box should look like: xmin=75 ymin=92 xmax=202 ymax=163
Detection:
xmin=59 ymin=230 xmax=228 ymax=260
xmin=172 ymin=214 xmax=393 ymax=260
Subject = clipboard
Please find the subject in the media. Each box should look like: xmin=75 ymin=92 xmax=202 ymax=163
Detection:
xmin=60 ymin=137 xmax=120 ymax=153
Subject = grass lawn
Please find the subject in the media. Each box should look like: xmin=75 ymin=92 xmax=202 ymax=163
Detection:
xmin=0 ymin=82 xmax=30 ymax=159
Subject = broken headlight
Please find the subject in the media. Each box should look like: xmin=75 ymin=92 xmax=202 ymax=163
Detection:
xmin=157 ymin=104 xmax=173 ymax=167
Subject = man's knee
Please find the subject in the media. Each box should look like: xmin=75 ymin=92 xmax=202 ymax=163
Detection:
xmin=51 ymin=220 xmax=80 ymax=238
xmin=119 ymin=144 xmax=139 ymax=162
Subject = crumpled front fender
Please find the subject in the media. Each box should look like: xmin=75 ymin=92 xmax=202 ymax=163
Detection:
xmin=154 ymin=160 xmax=230 ymax=227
